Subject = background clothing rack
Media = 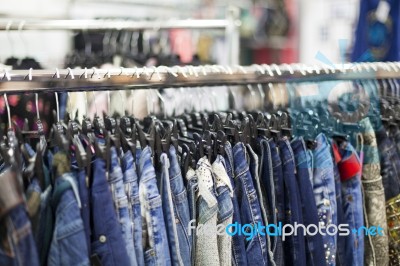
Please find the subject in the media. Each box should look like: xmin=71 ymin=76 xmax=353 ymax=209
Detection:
xmin=0 ymin=10 xmax=241 ymax=65
xmin=0 ymin=62 xmax=398 ymax=93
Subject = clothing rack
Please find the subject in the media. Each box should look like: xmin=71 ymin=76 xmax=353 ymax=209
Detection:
xmin=0 ymin=9 xmax=241 ymax=65
xmin=0 ymin=62 xmax=398 ymax=93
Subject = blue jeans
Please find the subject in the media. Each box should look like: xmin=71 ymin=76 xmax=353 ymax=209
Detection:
xmin=71 ymin=158 xmax=91 ymax=257
xmin=224 ymin=142 xmax=248 ymax=266
xmin=335 ymin=141 xmax=364 ymax=266
xmin=168 ymin=146 xmax=191 ymax=266
xmin=247 ymin=144 xmax=274 ymax=265
xmin=138 ymin=146 xmax=171 ymax=266
xmin=312 ymin=133 xmax=337 ymax=266
xmin=257 ymin=138 xmax=278 ymax=265
xmin=376 ymin=127 xmax=400 ymax=201
xmin=333 ymin=155 xmax=346 ymax=266
xmin=91 ymin=158 xmax=131 ymax=266
xmin=47 ymin=172 xmax=89 ymax=266
xmin=268 ymin=140 xmax=284 ymax=266
xmin=0 ymin=203 xmax=39 ymax=266
xmin=121 ymin=150 xmax=144 ymax=266
xmin=186 ymin=167 xmax=198 ymax=265
xmin=159 ymin=153 xmax=183 ymax=265
xmin=233 ymin=142 xmax=268 ymax=265
xmin=109 ymin=147 xmax=138 ymax=266
xmin=213 ymin=155 xmax=234 ymax=266
xmin=291 ymin=137 xmax=325 ymax=266
xmin=278 ymin=138 xmax=306 ymax=266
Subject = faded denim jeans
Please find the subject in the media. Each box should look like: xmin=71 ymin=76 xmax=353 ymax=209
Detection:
xmin=121 ymin=150 xmax=145 ymax=266
xmin=213 ymin=155 xmax=234 ymax=266
xmin=312 ymin=133 xmax=337 ymax=266
xmin=109 ymin=148 xmax=137 ymax=266
xmin=138 ymin=146 xmax=171 ymax=266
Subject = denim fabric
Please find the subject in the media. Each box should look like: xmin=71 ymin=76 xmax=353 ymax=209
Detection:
xmin=291 ymin=137 xmax=325 ymax=266
xmin=268 ymin=139 xmax=285 ymax=266
xmin=360 ymin=118 xmax=389 ymax=266
xmin=26 ymin=178 xmax=42 ymax=241
xmin=335 ymin=140 xmax=364 ymax=266
xmin=195 ymin=157 xmax=220 ymax=266
xmin=224 ymin=142 xmax=248 ymax=266
xmin=109 ymin=147 xmax=137 ymax=266
xmin=213 ymin=155 xmax=234 ymax=266
xmin=159 ymin=153 xmax=183 ymax=266
xmin=91 ymin=158 xmax=131 ymax=266
xmin=47 ymin=173 xmax=89 ymax=266
xmin=168 ymin=146 xmax=191 ymax=266
xmin=247 ymin=144 xmax=274 ymax=265
xmin=376 ymin=127 xmax=400 ymax=201
xmin=36 ymin=184 xmax=52 ymax=265
xmin=0 ymin=203 xmax=39 ymax=266
xmin=71 ymin=159 xmax=91 ymax=257
xmin=333 ymin=156 xmax=346 ymax=266
xmin=121 ymin=150 xmax=145 ymax=266
xmin=138 ymin=146 xmax=171 ymax=266
xmin=233 ymin=142 xmax=268 ymax=265
xmin=257 ymin=138 xmax=278 ymax=265
xmin=278 ymin=137 xmax=306 ymax=266
xmin=312 ymin=133 xmax=337 ymax=266
xmin=186 ymin=167 xmax=198 ymax=265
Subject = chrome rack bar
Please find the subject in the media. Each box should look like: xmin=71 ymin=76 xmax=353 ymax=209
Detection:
xmin=0 ymin=62 xmax=398 ymax=94
xmin=0 ymin=19 xmax=231 ymax=31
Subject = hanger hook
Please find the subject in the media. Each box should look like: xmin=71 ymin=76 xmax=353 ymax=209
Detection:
xmin=66 ymin=67 xmax=75 ymax=80
xmin=155 ymin=90 xmax=167 ymax=118
xmin=271 ymin=64 xmax=282 ymax=76
xmin=281 ymin=63 xmax=294 ymax=75
xmin=4 ymin=94 xmax=11 ymax=129
xmin=53 ymin=67 xmax=60 ymax=79
xmin=84 ymin=91 xmax=89 ymax=117
xmin=92 ymin=91 xmax=98 ymax=116
xmin=263 ymin=64 xmax=274 ymax=76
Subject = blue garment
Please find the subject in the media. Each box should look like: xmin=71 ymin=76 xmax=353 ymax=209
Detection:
xmin=233 ymin=142 xmax=268 ymax=265
xmin=213 ymin=155 xmax=234 ymax=266
xmin=224 ymin=142 xmax=248 ymax=266
xmin=335 ymin=140 xmax=364 ymax=266
xmin=71 ymin=158 xmax=91 ymax=257
xmin=376 ymin=127 xmax=400 ymax=201
xmin=352 ymin=0 xmax=400 ymax=62
xmin=168 ymin=146 xmax=191 ymax=266
xmin=47 ymin=173 xmax=89 ymax=266
xmin=186 ymin=167 xmax=198 ymax=265
xmin=0 ymin=202 xmax=39 ymax=266
xmin=109 ymin=148 xmax=137 ymax=266
xmin=268 ymin=139 xmax=285 ymax=266
xmin=278 ymin=138 xmax=306 ymax=266
xmin=121 ymin=150 xmax=145 ymax=266
xmin=291 ymin=137 xmax=325 ymax=266
xmin=138 ymin=146 xmax=171 ymax=266
xmin=158 ymin=153 xmax=182 ymax=265
xmin=90 ymin=158 xmax=131 ymax=266
xmin=312 ymin=133 xmax=337 ymax=266
xmin=257 ymin=138 xmax=278 ymax=265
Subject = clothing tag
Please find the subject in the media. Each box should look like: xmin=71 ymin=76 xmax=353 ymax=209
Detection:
xmin=90 ymin=254 xmax=102 ymax=266
xmin=376 ymin=1 xmax=390 ymax=23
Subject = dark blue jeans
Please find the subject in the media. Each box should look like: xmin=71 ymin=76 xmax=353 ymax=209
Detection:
xmin=233 ymin=142 xmax=268 ymax=265
xmin=224 ymin=142 xmax=248 ymax=266
xmin=376 ymin=127 xmax=400 ymax=201
xmin=268 ymin=139 xmax=285 ymax=266
xmin=0 ymin=204 xmax=39 ymax=266
xmin=90 ymin=158 xmax=131 ymax=266
xmin=257 ymin=137 xmax=277 ymax=265
xmin=291 ymin=137 xmax=325 ymax=266
xmin=279 ymin=138 xmax=306 ymax=266
xmin=71 ymin=159 xmax=91 ymax=257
